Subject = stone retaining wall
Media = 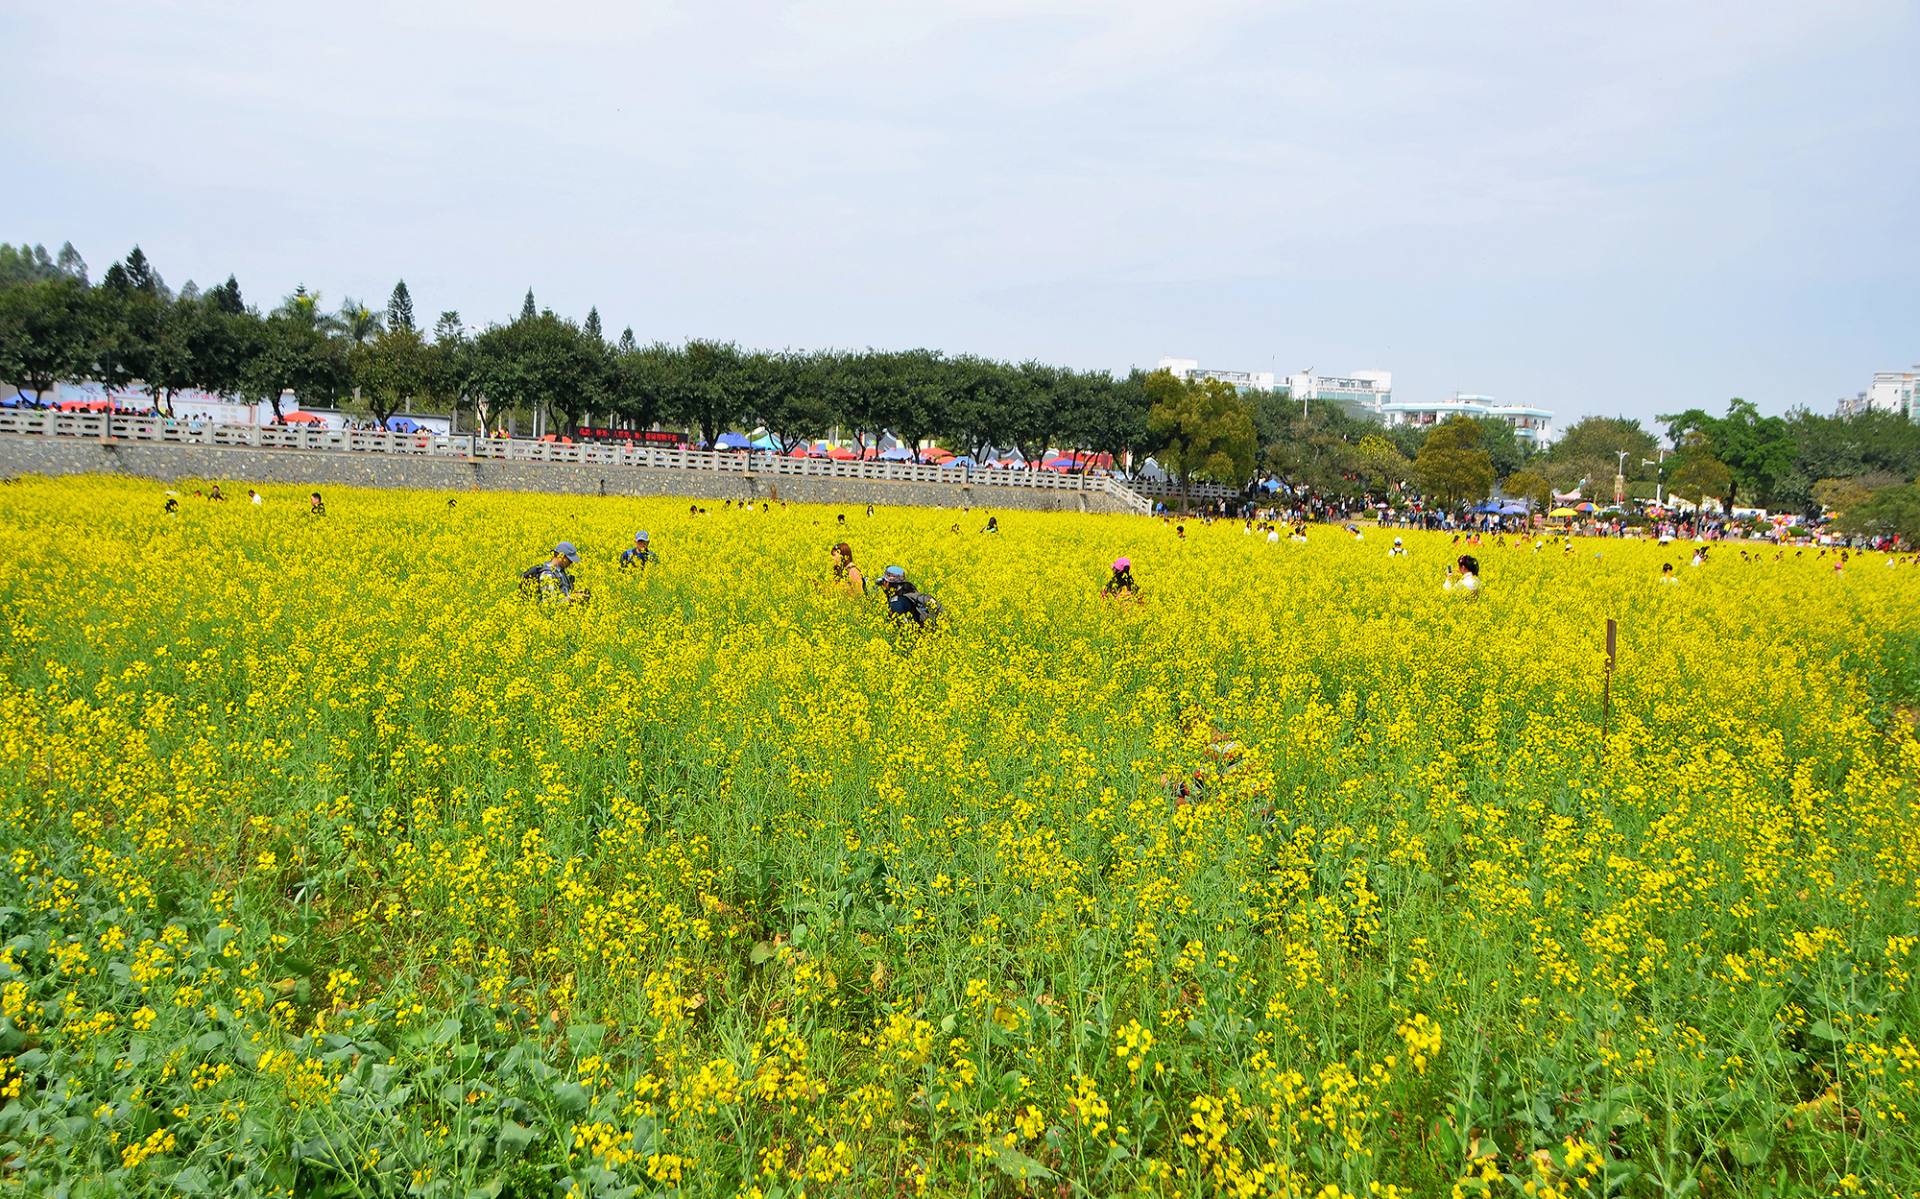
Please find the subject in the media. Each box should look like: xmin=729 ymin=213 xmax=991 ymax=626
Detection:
xmin=0 ymin=435 xmax=1138 ymax=514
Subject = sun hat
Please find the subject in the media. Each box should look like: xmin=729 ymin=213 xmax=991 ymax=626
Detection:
xmin=635 ymin=530 xmax=649 ymax=541
xmin=1113 ymin=557 xmax=1130 ymax=570
xmin=555 ymin=542 xmax=579 ymax=562
xmin=884 ymin=565 xmax=905 ymax=579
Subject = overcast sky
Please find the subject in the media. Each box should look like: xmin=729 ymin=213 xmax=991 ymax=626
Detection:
xmin=5 ymin=0 xmax=1916 ymax=427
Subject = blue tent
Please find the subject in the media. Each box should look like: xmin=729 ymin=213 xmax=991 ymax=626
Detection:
xmin=386 ymin=417 xmax=422 ymax=433
xmin=879 ymin=447 xmax=915 ymax=462
xmin=715 ymin=432 xmax=752 ymax=450
xmin=749 ymin=433 xmax=781 ymax=451
xmin=942 ymin=456 xmax=976 ymax=469
xmin=1498 ymin=502 xmax=1530 ymax=515
xmin=1472 ymin=500 xmax=1503 ymax=513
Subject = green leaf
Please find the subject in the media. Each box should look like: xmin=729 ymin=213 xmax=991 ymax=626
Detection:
xmin=984 ymin=1140 xmax=1053 ymax=1182
xmin=750 ymin=941 xmax=774 ymax=965
xmin=1727 ymin=1128 xmax=1773 ymax=1167
xmin=551 ymin=1081 xmax=589 ymax=1115
xmin=496 ymin=1120 xmax=539 ymax=1159
xmin=170 ymin=1166 xmax=212 ymax=1195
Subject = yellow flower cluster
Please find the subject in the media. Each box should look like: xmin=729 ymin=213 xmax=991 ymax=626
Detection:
xmin=1 ymin=477 xmax=1917 ymax=1196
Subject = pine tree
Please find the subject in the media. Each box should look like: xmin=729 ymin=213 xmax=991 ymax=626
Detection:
xmin=388 ymin=280 xmax=415 ymax=333
xmin=617 ymin=327 xmax=637 ymax=353
xmin=123 ymin=246 xmax=158 ymax=294
xmin=584 ymin=307 xmax=603 ymax=342
xmin=55 ymin=242 xmax=87 ymax=284
xmin=211 ymin=275 xmax=246 ymax=315
xmin=520 ymin=289 xmax=536 ymax=321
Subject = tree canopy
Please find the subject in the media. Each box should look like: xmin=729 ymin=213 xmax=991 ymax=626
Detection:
xmin=8 ymin=241 xmax=1920 ymax=525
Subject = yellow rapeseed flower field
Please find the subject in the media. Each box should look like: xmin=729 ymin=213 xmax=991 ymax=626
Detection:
xmin=2 ymin=475 xmax=1918 ymax=1198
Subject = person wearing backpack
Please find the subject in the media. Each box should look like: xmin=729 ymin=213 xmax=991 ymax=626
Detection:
xmin=521 ymin=541 xmax=587 ymax=603
xmin=1102 ymin=557 xmax=1141 ymax=602
xmin=879 ymin=565 xmax=940 ymax=628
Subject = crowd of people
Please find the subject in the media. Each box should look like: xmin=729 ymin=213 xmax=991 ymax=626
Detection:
xmin=160 ymin=484 xmax=1918 ymax=619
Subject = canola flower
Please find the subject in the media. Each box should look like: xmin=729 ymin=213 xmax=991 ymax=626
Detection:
xmin=0 ymin=474 xmax=1918 ymax=1198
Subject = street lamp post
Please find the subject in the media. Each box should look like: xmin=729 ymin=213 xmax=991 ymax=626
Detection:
xmin=1641 ymin=448 xmax=1671 ymax=505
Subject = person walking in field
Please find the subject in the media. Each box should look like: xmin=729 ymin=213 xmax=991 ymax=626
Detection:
xmin=830 ymin=542 xmax=867 ymax=595
xmin=521 ymin=542 xmax=586 ymax=603
xmin=620 ymin=530 xmax=659 ymax=569
xmin=308 ymin=492 xmax=326 ymax=516
xmin=1102 ymin=557 xmax=1141 ymax=600
xmin=879 ymin=566 xmax=941 ymax=628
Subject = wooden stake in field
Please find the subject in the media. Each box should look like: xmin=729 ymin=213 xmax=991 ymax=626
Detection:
xmin=1602 ymin=617 xmax=1618 ymax=744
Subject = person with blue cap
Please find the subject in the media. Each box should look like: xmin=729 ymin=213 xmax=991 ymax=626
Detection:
xmin=878 ymin=564 xmax=941 ymax=628
xmin=620 ymin=530 xmax=659 ymax=569
xmin=520 ymin=541 xmax=585 ymax=602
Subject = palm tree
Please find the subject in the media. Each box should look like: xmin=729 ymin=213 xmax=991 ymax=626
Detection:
xmin=337 ymin=297 xmax=384 ymax=346
xmin=275 ymin=286 xmax=346 ymax=335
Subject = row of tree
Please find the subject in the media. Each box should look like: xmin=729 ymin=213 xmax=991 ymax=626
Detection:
xmin=0 ymin=244 xmax=1181 ymax=466
xmin=2 ymin=241 xmax=1916 ymax=533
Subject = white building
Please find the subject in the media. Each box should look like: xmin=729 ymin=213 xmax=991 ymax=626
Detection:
xmin=1157 ymin=356 xmax=1276 ymax=393
xmin=1285 ymin=369 xmax=1393 ymax=416
xmin=1838 ymin=368 xmax=1918 ymax=419
xmin=1377 ymin=393 xmax=1553 ymax=445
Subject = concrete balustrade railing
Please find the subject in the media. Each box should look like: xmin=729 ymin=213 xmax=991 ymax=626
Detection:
xmin=0 ymin=409 xmax=1155 ymax=514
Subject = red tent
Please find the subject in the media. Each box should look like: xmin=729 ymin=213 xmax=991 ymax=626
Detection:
xmin=280 ymin=411 xmax=326 ymax=425
xmin=826 ymin=447 xmax=859 ymax=460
